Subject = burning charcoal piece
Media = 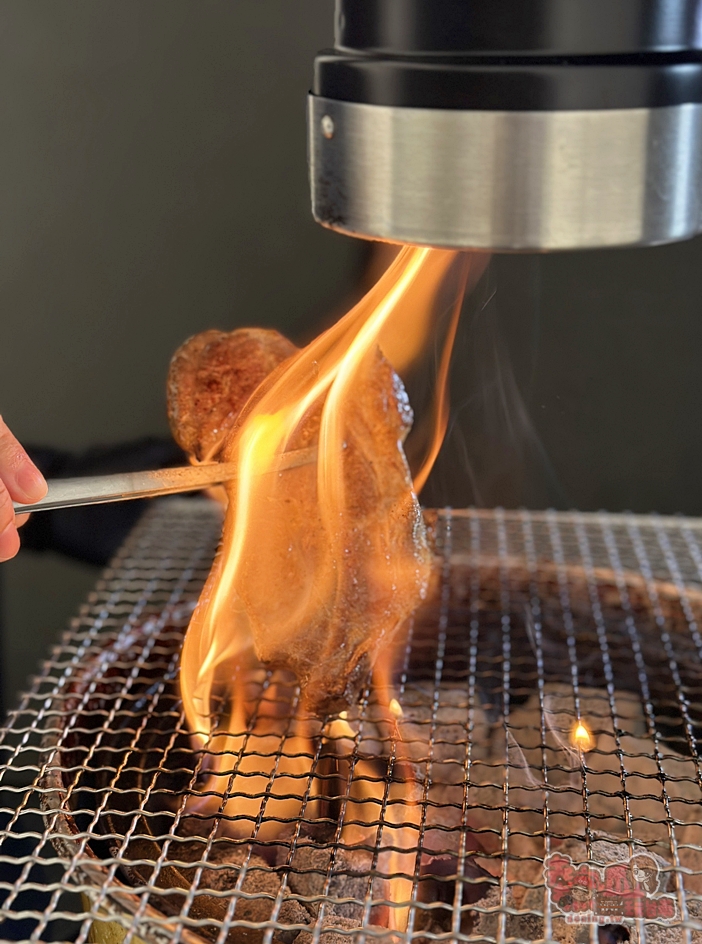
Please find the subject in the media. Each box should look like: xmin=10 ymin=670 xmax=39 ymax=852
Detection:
xmin=202 ymin=855 xmax=281 ymax=943
xmin=118 ymin=831 xmax=298 ymax=944
xmin=287 ymin=844 xmax=332 ymax=901
xmin=419 ymin=851 xmax=494 ymax=915
xmin=295 ymin=916 xmax=371 ymax=944
xmin=177 ymin=813 xmax=222 ymax=839
xmin=327 ymin=849 xmax=380 ymax=921
xmin=167 ymin=327 xmax=296 ymax=463
xmin=414 ymin=914 xmax=454 ymax=941
xmin=287 ymin=845 xmax=386 ymax=923
xmin=414 ymin=858 xmax=454 ymax=933
xmin=273 ymin=898 xmax=314 ymax=944
xmin=183 ymin=837 xmax=313 ymax=944
xmin=469 ymin=885 xmax=545 ymax=942
xmin=599 ymin=926 xmax=631 ymax=944
xmin=112 ymin=834 xmax=247 ymax=942
xmin=198 ymin=843 xmax=264 ymax=892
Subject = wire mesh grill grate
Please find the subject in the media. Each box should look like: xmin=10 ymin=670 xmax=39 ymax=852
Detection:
xmin=1 ymin=499 xmax=702 ymax=944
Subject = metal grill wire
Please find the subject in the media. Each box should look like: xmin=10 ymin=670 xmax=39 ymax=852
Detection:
xmin=0 ymin=499 xmax=700 ymax=943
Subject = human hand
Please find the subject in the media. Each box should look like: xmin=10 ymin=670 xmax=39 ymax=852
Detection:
xmin=0 ymin=416 xmax=47 ymax=562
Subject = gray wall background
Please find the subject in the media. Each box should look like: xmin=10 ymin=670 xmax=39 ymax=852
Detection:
xmin=0 ymin=0 xmax=363 ymax=708
xmin=1 ymin=1 xmax=702 ymax=709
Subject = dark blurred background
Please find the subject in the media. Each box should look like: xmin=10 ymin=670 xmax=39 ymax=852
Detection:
xmin=1 ymin=0 xmax=701 ymax=709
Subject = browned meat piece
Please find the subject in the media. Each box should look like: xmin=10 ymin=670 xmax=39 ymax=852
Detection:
xmin=219 ymin=347 xmax=430 ymax=713
xmin=167 ymin=328 xmax=296 ymax=462
xmin=171 ymin=328 xmax=430 ymax=716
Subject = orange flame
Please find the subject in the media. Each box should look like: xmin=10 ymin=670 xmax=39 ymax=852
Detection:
xmin=179 ymin=246 xmax=488 ymax=923
xmin=180 ymin=247 xmax=478 ymax=737
xmin=197 ymin=666 xmax=322 ymax=842
xmin=571 ymin=719 xmax=594 ymax=753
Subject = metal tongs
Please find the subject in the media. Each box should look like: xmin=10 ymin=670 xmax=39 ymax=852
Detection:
xmin=12 ymin=447 xmax=316 ymax=515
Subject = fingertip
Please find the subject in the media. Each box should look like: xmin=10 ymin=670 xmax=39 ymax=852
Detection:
xmin=0 ymin=417 xmax=47 ymax=503
xmin=0 ymin=522 xmax=20 ymax=563
xmin=16 ymin=463 xmax=47 ymax=504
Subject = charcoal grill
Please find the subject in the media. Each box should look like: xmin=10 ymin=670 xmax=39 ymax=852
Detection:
xmin=1 ymin=498 xmax=702 ymax=944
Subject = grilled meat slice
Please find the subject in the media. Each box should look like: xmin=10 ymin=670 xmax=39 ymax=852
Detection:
xmin=170 ymin=328 xmax=430 ymax=715
xmin=167 ymin=328 xmax=296 ymax=463
xmin=221 ymin=347 xmax=430 ymax=713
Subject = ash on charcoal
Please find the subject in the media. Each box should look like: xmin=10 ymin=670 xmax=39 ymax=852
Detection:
xmin=202 ymin=847 xmax=277 ymax=899
xmin=117 ymin=833 xmax=292 ymax=944
xmin=470 ymin=885 xmax=544 ymax=942
xmin=295 ymin=916 xmax=368 ymax=944
xmin=286 ymin=844 xmax=388 ymax=922
xmin=178 ymin=813 xmax=221 ymax=838
xmin=137 ymin=836 xmax=310 ymax=944
xmin=197 ymin=842 xmax=312 ymax=944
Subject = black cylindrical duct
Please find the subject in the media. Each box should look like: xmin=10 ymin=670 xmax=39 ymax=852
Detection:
xmin=308 ymin=0 xmax=702 ymax=250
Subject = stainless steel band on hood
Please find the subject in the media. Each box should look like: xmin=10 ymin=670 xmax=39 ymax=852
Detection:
xmin=308 ymin=0 xmax=702 ymax=250
xmin=309 ymin=97 xmax=702 ymax=250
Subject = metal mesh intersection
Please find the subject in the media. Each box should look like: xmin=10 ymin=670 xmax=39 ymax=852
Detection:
xmin=0 ymin=499 xmax=701 ymax=944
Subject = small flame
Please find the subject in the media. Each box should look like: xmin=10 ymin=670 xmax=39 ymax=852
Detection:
xmin=571 ymin=720 xmax=594 ymax=752
xmin=324 ymin=715 xmax=357 ymax=744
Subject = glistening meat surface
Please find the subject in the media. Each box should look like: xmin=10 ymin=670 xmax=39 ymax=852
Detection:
xmin=168 ymin=327 xmax=430 ymax=715
xmin=167 ymin=328 xmax=296 ymax=463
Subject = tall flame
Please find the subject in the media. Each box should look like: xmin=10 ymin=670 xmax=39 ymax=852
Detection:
xmin=179 ymin=246 xmax=488 ymax=882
